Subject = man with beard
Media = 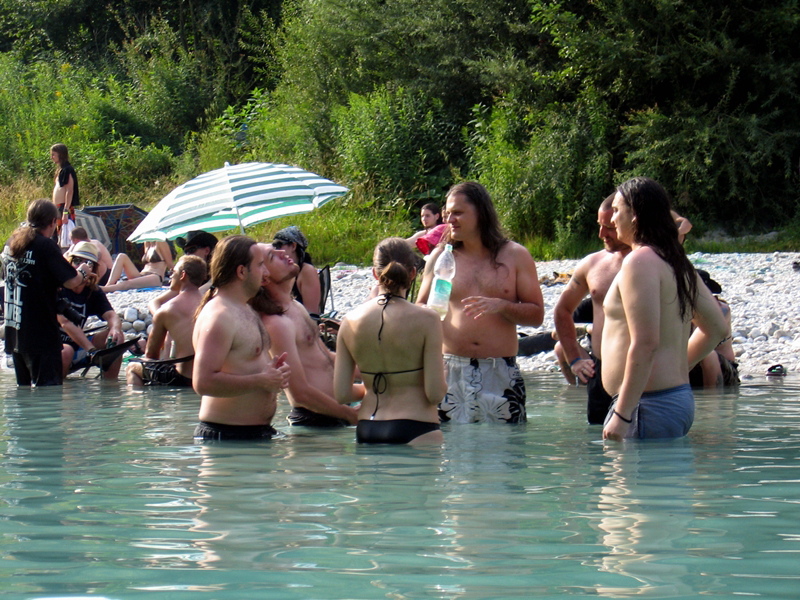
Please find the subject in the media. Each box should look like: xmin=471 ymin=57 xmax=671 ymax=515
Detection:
xmin=416 ymin=182 xmax=544 ymax=424
xmin=192 ymin=236 xmax=291 ymax=441
xmin=253 ymin=243 xmax=360 ymax=427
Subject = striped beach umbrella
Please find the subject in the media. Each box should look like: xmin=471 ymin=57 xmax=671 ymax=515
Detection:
xmin=128 ymin=162 xmax=349 ymax=242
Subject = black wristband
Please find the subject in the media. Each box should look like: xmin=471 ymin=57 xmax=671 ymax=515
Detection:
xmin=613 ymin=409 xmax=632 ymax=423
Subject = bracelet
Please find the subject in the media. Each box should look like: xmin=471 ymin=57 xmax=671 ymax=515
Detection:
xmin=569 ymin=357 xmax=583 ymax=367
xmin=613 ymin=409 xmax=632 ymax=423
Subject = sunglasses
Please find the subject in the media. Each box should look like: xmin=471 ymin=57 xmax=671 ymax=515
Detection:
xmin=70 ymin=257 xmax=96 ymax=268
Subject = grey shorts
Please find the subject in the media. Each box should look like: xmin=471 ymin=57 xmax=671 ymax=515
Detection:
xmin=440 ymin=354 xmax=526 ymax=423
xmin=605 ymin=383 xmax=694 ymax=439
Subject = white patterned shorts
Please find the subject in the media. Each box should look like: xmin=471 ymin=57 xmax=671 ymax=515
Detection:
xmin=440 ymin=354 xmax=526 ymax=423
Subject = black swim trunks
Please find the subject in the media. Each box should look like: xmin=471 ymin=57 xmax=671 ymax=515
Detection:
xmin=194 ymin=421 xmax=278 ymax=441
xmin=141 ymin=358 xmax=193 ymax=387
xmin=287 ymin=406 xmax=349 ymax=427
xmin=586 ymin=356 xmax=613 ymax=424
xmin=356 ymin=419 xmax=441 ymax=444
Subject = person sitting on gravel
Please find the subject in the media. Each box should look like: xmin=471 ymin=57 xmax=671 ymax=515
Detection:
xmin=126 ymin=255 xmax=207 ymax=387
xmin=271 ymin=226 xmax=322 ymax=316
xmin=58 ymin=242 xmax=125 ymax=380
xmin=688 ymin=270 xmax=740 ymax=388
xmin=101 ymin=240 xmax=173 ymax=293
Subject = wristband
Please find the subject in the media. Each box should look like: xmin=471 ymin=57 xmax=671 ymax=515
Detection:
xmin=613 ymin=409 xmax=632 ymax=423
xmin=569 ymin=357 xmax=583 ymax=368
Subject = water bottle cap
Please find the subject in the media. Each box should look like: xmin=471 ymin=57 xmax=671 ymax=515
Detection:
xmin=445 ymin=244 xmax=453 ymax=251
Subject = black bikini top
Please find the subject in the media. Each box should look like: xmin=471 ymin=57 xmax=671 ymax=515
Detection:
xmin=359 ymin=292 xmax=423 ymax=419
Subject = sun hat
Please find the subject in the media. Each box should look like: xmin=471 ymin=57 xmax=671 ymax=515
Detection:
xmin=697 ymin=269 xmax=722 ymax=294
xmin=175 ymin=230 xmax=218 ymax=252
xmin=67 ymin=241 xmax=99 ymax=264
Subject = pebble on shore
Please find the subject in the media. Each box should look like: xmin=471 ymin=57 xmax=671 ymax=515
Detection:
xmin=105 ymin=252 xmax=798 ymax=380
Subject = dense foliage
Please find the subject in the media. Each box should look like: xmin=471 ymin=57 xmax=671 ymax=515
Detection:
xmin=0 ymin=0 xmax=798 ymax=252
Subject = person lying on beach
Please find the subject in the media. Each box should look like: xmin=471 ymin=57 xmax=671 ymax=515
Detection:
xmin=335 ymin=238 xmax=447 ymax=445
xmin=101 ymin=240 xmax=173 ymax=293
xmin=126 ymin=255 xmax=206 ymax=387
xmin=601 ymin=177 xmax=727 ymax=441
xmin=57 ymin=242 xmax=125 ymax=380
xmin=253 ymin=243 xmax=360 ymax=427
xmin=192 ymin=236 xmax=290 ymax=442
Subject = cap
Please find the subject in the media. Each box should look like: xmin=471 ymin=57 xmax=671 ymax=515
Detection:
xmin=67 ymin=241 xmax=99 ymax=264
xmin=697 ymin=269 xmax=722 ymax=294
xmin=176 ymin=230 xmax=218 ymax=251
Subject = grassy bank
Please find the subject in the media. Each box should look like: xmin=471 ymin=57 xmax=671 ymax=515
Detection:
xmin=4 ymin=178 xmax=800 ymax=267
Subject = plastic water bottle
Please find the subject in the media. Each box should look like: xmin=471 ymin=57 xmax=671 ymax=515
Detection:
xmin=428 ymin=244 xmax=456 ymax=319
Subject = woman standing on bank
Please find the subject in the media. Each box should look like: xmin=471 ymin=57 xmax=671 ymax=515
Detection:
xmin=50 ymin=143 xmax=80 ymax=244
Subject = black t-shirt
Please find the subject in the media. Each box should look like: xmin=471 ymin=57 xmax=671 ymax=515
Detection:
xmin=57 ymin=163 xmax=80 ymax=207
xmin=4 ymin=233 xmax=79 ymax=353
xmin=58 ymin=286 xmax=114 ymax=347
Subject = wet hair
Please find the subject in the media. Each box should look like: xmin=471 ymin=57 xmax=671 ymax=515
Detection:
xmin=616 ymin=177 xmax=697 ymax=320
xmin=70 ymin=226 xmax=89 ymax=241
xmin=196 ymin=235 xmax=257 ymax=314
xmin=421 ymin=202 xmax=443 ymax=225
xmin=373 ymin=237 xmax=417 ymax=297
xmin=8 ymin=199 xmax=59 ymax=257
xmin=443 ymin=181 xmax=507 ymax=263
xmin=176 ymin=255 xmax=208 ymax=288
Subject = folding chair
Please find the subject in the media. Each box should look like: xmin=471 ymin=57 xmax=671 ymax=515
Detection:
xmin=317 ymin=265 xmax=334 ymax=316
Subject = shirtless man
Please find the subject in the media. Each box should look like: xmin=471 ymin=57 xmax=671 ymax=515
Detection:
xmin=553 ymin=194 xmax=632 ymax=424
xmin=126 ymin=255 xmax=207 ymax=387
xmin=69 ymin=227 xmax=113 ymax=286
xmin=192 ymin=236 xmax=291 ymax=441
xmin=601 ymin=177 xmax=727 ymax=441
xmin=417 ymin=182 xmax=544 ymax=423
xmin=253 ymin=243 xmax=360 ymax=427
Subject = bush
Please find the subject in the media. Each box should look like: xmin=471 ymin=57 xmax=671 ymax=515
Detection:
xmin=333 ymin=85 xmax=460 ymax=201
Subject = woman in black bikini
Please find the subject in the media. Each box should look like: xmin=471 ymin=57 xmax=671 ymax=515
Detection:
xmin=333 ymin=237 xmax=447 ymax=445
xmin=101 ymin=240 xmax=173 ymax=292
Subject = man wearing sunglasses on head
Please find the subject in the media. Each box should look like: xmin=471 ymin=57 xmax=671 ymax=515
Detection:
xmin=57 ymin=241 xmax=125 ymax=380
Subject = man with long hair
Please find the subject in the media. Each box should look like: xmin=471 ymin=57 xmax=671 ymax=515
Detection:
xmin=417 ymin=182 xmax=544 ymax=423
xmin=253 ymin=243 xmax=360 ymax=427
xmin=192 ymin=236 xmax=291 ymax=441
xmin=601 ymin=177 xmax=727 ymax=440
xmin=3 ymin=199 xmax=89 ymax=385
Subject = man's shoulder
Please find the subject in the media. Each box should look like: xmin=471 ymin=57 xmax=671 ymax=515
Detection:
xmin=497 ymin=239 xmax=534 ymax=264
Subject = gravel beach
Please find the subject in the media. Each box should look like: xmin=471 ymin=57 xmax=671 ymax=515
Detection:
xmin=106 ymin=252 xmax=797 ymax=381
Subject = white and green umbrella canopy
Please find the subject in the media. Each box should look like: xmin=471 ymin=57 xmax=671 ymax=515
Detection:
xmin=128 ymin=162 xmax=349 ymax=242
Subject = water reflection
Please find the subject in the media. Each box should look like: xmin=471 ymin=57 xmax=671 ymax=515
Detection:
xmin=1 ymin=368 xmax=800 ymax=598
